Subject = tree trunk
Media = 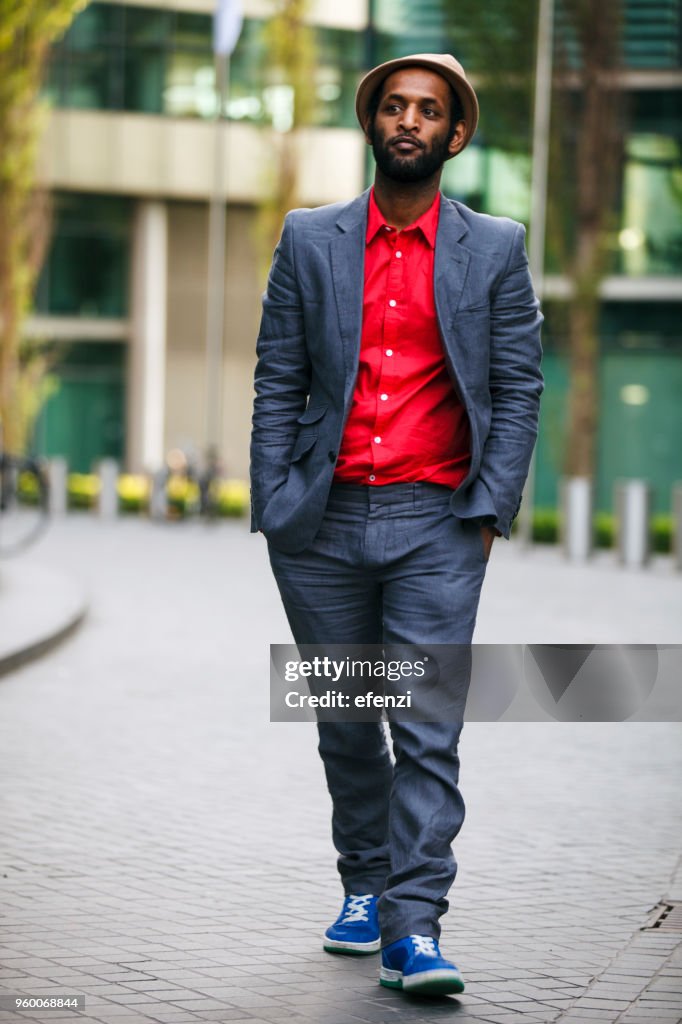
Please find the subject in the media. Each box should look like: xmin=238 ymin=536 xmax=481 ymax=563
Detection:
xmin=559 ymin=0 xmax=624 ymax=479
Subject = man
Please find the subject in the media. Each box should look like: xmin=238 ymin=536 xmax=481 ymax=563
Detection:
xmin=251 ymin=53 xmax=543 ymax=996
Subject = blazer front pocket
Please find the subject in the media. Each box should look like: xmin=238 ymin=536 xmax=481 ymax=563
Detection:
xmin=297 ymin=404 xmax=328 ymax=427
xmin=290 ymin=432 xmax=318 ymax=463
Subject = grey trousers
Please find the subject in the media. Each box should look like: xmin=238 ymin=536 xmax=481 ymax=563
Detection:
xmin=267 ymin=481 xmax=488 ymax=946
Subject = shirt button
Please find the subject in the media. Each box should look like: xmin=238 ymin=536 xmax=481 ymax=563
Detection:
xmin=380 ymin=393 xmax=388 ymax=401
xmin=369 ymin=474 xmax=376 ymax=481
xmin=395 ymin=251 xmax=402 ymax=258
xmin=385 ymin=349 xmax=393 ymax=357
xmin=374 ymin=436 xmax=382 ymax=444
xmin=388 ymin=299 xmax=397 ymax=307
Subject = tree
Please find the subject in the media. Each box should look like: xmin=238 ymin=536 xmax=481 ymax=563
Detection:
xmin=256 ymin=0 xmax=317 ymax=280
xmin=444 ymin=0 xmax=625 ymax=483
xmin=0 ymin=0 xmax=89 ymax=455
xmin=550 ymin=0 xmax=625 ymax=478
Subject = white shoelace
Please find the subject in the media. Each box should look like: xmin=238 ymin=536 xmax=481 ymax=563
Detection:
xmin=340 ymin=893 xmax=374 ymax=924
xmin=411 ymin=935 xmax=438 ymax=957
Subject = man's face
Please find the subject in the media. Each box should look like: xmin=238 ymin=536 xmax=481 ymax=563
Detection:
xmin=365 ymin=68 xmax=465 ymax=184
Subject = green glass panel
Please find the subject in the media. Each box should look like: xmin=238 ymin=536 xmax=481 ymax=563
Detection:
xmin=163 ymin=50 xmax=215 ymax=119
xmin=35 ymin=194 xmax=131 ymax=317
xmin=555 ymin=0 xmax=681 ymax=70
xmin=48 ymin=5 xmax=367 ymax=127
xmin=596 ymin=352 xmax=682 ymax=512
xmin=125 ymin=6 xmax=172 ymax=44
xmin=173 ymin=11 xmax=211 ymax=49
xmin=125 ymin=48 xmax=165 ymax=114
xmin=619 ymin=133 xmax=682 ymax=275
xmin=440 ymin=146 xmax=531 ymax=219
xmin=533 ymin=350 xmax=569 ymax=509
xmin=533 ymin=302 xmax=682 ymax=513
xmin=31 ymin=342 xmax=126 ymax=473
xmin=67 ymin=3 xmax=123 ymax=49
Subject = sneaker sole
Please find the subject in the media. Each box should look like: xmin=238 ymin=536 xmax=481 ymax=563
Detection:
xmin=380 ymin=966 xmax=465 ymax=995
xmin=323 ymin=937 xmax=381 ymax=955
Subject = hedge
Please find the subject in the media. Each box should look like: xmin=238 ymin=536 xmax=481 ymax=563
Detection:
xmin=13 ymin=474 xmax=675 ymax=549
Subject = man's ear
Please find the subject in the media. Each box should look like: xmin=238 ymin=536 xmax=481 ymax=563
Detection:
xmin=447 ymin=120 xmax=467 ymax=158
xmin=363 ymin=117 xmax=374 ymax=146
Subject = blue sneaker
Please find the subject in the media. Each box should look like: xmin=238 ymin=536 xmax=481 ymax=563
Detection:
xmin=380 ymin=935 xmax=465 ymax=995
xmin=323 ymin=893 xmax=380 ymax=955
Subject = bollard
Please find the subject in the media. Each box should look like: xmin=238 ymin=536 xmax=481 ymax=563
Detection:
xmin=615 ymin=479 xmax=652 ymax=568
xmin=672 ymin=482 xmax=682 ymax=573
xmin=48 ymin=457 xmax=68 ymax=516
xmin=97 ymin=459 xmax=119 ymax=519
xmin=560 ymin=476 xmax=593 ymax=561
xmin=150 ymin=468 xmax=168 ymax=521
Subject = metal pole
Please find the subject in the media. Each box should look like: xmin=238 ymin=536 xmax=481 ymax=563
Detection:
xmin=561 ymin=476 xmax=593 ymax=561
xmin=518 ymin=0 xmax=554 ymax=547
xmin=672 ymin=482 xmax=682 ymax=572
xmin=616 ymin=479 xmax=652 ymax=569
xmin=204 ymin=53 xmax=230 ymax=457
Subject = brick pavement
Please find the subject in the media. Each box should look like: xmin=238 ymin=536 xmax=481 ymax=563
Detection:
xmin=0 ymin=517 xmax=680 ymax=1024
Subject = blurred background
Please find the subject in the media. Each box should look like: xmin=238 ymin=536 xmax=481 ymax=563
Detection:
xmin=0 ymin=16 xmax=680 ymax=1016
xmin=1 ymin=0 xmax=681 ymax=554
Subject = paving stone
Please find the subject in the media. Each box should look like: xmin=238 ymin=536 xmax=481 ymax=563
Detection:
xmin=1 ymin=518 xmax=681 ymax=1024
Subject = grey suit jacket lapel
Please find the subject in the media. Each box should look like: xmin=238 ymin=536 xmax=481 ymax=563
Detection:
xmin=434 ymin=196 xmax=471 ymax=335
xmin=330 ymin=190 xmax=370 ymax=391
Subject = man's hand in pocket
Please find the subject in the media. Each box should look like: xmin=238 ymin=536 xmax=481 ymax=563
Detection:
xmin=481 ymin=525 xmax=498 ymax=561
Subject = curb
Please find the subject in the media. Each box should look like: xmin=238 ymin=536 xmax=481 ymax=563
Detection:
xmin=0 ymin=563 xmax=88 ymax=677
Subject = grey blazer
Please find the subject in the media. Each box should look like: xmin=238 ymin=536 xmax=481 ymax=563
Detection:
xmin=250 ymin=188 xmax=544 ymax=554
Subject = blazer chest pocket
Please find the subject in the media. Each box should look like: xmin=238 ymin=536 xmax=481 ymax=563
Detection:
xmin=453 ymin=303 xmax=490 ymax=323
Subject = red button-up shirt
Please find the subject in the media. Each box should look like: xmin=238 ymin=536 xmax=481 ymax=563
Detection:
xmin=334 ymin=188 xmax=471 ymax=488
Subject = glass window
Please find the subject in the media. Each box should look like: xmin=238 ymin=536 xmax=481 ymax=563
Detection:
xmin=47 ymin=3 xmax=125 ymax=110
xmin=46 ymin=3 xmax=366 ymax=129
xmin=31 ymin=342 xmax=126 ymax=472
xmin=163 ymin=11 xmax=214 ymax=118
xmin=313 ymin=28 xmax=364 ymax=129
xmin=555 ymin=0 xmax=682 ymax=70
xmin=616 ymin=91 xmax=682 ymax=276
xmin=534 ymin=302 xmax=682 ymax=513
xmin=35 ymin=194 xmax=132 ymax=318
xmin=439 ymin=145 xmax=531 ymax=220
xmin=223 ymin=18 xmax=268 ymax=123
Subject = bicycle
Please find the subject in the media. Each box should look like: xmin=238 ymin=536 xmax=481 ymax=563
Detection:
xmin=0 ymin=452 xmax=50 ymax=556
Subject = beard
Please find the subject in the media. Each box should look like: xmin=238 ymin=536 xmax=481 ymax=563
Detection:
xmin=371 ymin=128 xmax=451 ymax=183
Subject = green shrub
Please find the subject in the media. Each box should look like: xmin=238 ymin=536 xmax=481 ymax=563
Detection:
xmin=117 ymin=474 xmax=150 ymax=513
xmin=16 ymin=470 xmax=41 ymax=505
xmin=67 ymin=473 xmax=100 ymax=509
xmin=652 ymin=515 xmax=673 ymax=554
xmin=530 ymin=507 xmax=558 ymax=544
xmin=594 ymin=512 xmax=615 ymax=549
xmin=216 ymin=479 xmax=250 ymax=517
xmin=527 ymin=507 xmax=672 ymax=551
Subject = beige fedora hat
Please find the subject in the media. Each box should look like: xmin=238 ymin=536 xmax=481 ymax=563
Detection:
xmin=355 ymin=53 xmax=479 ymax=152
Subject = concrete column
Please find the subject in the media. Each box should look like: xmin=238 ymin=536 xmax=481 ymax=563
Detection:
xmin=127 ymin=200 xmax=168 ymax=474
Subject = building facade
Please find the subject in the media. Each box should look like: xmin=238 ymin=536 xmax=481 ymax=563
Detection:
xmin=31 ymin=0 xmax=682 ymax=512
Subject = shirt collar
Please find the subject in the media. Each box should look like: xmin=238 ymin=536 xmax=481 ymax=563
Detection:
xmin=366 ymin=186 xmax=441 ymax=249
